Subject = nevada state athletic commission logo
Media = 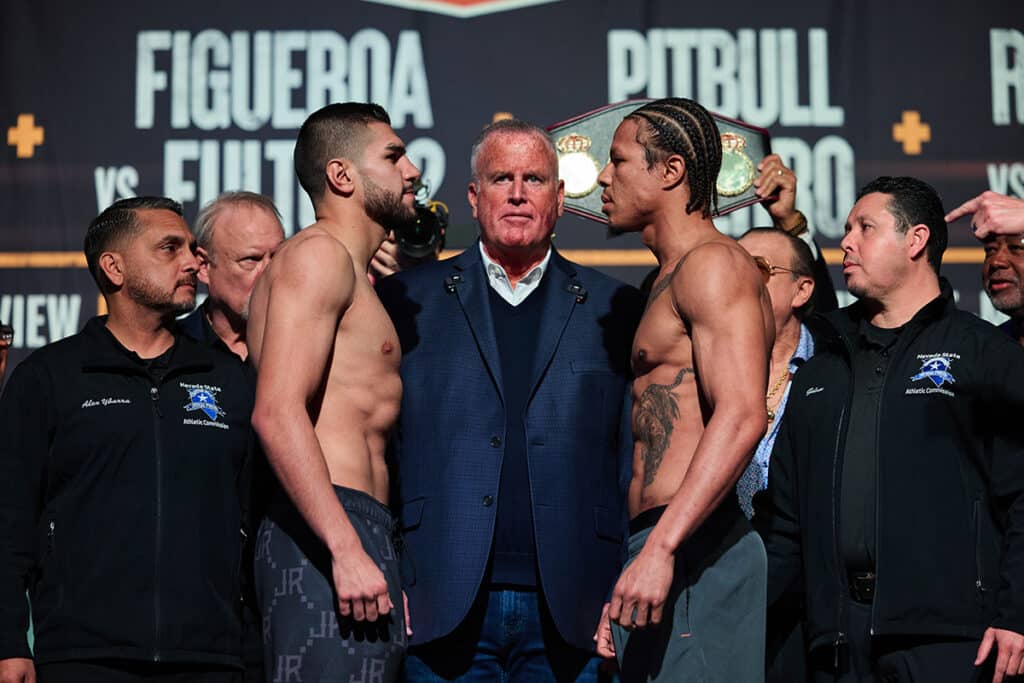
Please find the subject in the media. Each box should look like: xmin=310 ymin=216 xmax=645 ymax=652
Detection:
xmin=906 ymin=353 xmax=959 ymax=398
xmin=362 ymin=0 xmax=559 ymax=18
xmin=182 ymin=383 xmax=228 ymax=429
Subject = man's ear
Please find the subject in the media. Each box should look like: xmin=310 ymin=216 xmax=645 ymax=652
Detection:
xmin=196 ymin=246 xmax=212 ymax=285
xmin=325 ymin=158 xmax=356 ymax=197
xmin=906 ymin=223 xmax=931 ymax=261
xmin=661 ymin=153 xmax=686 ymax=190
xmin=99 ymin=252 xmax=125 ymax=288
xmin=791 ymin=275 xmax=815 ymax=310
xmin=555 ymin=178 xmax=565 ymax=217
xmin=467 ymin=181 xmax=480 ymax=220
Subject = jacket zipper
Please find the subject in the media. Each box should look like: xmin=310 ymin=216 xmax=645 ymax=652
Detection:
xmin=870 ymin=351 xmax=893 ymax=637
xmin=150 ymin=383 xmax=163 ymax=662
xmin=831 ymin=402 xmax=848 ymax=668
xmin=974 ymin=499 xmax=986 ymax=597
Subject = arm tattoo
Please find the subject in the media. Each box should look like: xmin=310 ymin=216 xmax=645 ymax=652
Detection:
xmin=633 ymin=367 xmax=694 ymax=487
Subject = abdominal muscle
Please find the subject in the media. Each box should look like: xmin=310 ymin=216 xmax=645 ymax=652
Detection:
xmin=313 ymin=371 xmax=400 ymax=504
xmin=627 ymin=368 xmax=706 ymax=518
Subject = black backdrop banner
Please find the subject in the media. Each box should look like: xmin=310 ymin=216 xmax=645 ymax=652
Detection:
xmin=2 ymin=0 xmax=1022 ymax=371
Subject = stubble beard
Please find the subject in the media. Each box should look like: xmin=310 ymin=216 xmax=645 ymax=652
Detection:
xmin=124 ymin=268 xmax=196 ymax=317
xmin=364 ymin=177 xmax=417 ymax=232
xmin=991 ymin=289 xmax=1024 ymax=318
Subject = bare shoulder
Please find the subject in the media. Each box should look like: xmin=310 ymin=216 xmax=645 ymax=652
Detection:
xmin=672 ymin=240 xmax=762 ymax=314
xmin=270 ymin=224 xmax=356 ymax=294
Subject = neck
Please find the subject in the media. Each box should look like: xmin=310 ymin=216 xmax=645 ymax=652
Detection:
xmin=483 ymin=242 xmax=549 ymax=287
xmin=314 ymin=204 xmax=388 ymax=269
xmin=865 ymin=270 xmax=942 ymax=329
xmin=104 ymin=299 xmax=177 ymax=359
xmin=771 ymin=318 xmax=802 ymax=370
xmin=641 ymin=210 xmax=721 ymax=266
xmin=204 ymin=302 xmax=248 ymax=360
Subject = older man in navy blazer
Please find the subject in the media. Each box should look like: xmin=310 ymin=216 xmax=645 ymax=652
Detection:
xmin=378 ymin=119 xmax=642 ymax=682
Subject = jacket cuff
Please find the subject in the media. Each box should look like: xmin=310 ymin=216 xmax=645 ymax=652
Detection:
xmin=0 ymin=635 xmax=32 ymax=661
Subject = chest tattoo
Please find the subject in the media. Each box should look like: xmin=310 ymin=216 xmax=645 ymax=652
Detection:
xmin=632 ymin=366 xmax=694 ymax=487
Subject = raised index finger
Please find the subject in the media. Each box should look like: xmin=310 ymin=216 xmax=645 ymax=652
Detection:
xmin=945 ymin=195 xmax=983 ymax=223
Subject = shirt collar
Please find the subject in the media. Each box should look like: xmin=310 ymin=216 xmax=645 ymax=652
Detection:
xmin=790 ymin=323 xmax=816 ymax=372
xmin=478 ymin=242 xmax=552 ymax=306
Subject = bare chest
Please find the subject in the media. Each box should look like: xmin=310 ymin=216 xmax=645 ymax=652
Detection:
xmin=631 ymin=297 xmax=693 ymax=378
xmin=333 ymin=284 xmax=402 ymax=376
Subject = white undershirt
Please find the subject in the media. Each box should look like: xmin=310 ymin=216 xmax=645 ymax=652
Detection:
xmin=479 ymin=243 xmax=552 ymax=307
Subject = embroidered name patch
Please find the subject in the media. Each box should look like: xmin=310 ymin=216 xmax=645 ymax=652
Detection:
xmin=81 ymin=397 xmax=131 ymax=408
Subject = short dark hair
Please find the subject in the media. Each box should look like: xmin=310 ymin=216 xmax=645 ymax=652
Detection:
xmin=469 ymin=118 xmax=557 ymax=181
xmin=627 ymin=98 xmax=722 ymax=218
xmin=84 ymin=197 xmax=183 ymax=291
xmin=740 ymin=227 xmax=817 ymax=318
xmin=294 ymin=102 xmax=391 ymax=204
xmin=856 ymin=176 xmax=947 ymax=274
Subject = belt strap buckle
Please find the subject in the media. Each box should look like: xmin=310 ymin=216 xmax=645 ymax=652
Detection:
xmin=849 ymin=571 xmax=876 ymax=603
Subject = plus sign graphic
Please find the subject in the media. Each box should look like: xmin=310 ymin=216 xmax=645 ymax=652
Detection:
xmin=7 ymin=114 xmax=44 ymax=158
xmin=892 ymin=110 xmax=931 ymax=155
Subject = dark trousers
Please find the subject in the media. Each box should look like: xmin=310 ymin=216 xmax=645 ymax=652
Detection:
xmin=810 ymin=599 xmax=995 ymax=683
xmin=37 ymin=660 xmax=241 ymax=683
xmin=403 ymin=588 xmax=602 ymax=683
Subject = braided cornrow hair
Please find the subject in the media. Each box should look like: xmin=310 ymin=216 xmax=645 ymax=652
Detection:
xmin=627 ymin=98 xmax=722 ymax=218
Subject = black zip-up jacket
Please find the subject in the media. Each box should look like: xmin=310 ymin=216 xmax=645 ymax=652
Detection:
xmin=0 ymin=317 xmax=254 ymax=666
xmin=756 ymin=283 xmax=1024 ymax=654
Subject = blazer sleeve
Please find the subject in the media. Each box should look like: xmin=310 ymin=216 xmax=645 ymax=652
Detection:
xmin=0 ymin=361 xmax=50 ymax=660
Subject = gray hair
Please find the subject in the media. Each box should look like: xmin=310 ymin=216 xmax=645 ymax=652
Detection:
xmin=193 ymin=191 xmax=283 ymax=260
xmin=469 ymin=118 xmax=558 ymax=181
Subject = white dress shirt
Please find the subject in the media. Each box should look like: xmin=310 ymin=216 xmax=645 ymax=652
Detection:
xmin=478 ymin=242 xmax=552 ymax=307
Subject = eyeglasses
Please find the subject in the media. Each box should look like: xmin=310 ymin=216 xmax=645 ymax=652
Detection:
xmin=0 ymin=324 xmax=12 ymax=347
xmin=753 ymin=256 xmax=799 ymax=283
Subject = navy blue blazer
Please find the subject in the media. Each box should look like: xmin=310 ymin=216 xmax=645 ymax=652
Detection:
xmin=377 ymin=244 xmax=642 ymax=650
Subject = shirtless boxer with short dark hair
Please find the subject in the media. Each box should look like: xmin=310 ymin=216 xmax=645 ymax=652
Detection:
xmin=248 ymin=102 xmax=420 ymax=683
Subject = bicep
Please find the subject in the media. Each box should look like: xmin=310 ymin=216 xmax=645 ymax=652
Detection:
xmin=677 ymin=272 xmax=769 ymax=411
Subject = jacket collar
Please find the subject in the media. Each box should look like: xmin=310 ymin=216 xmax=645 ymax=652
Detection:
xmin=816 ymin=277 xmax=955 ymax=351
xmin=81 ymin=315 xmax=214 ymax=376
xmin=446 ymin=241 xmax=584 ymax=402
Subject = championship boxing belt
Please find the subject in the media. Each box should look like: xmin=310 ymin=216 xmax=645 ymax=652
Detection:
xmin=547 ymin=99 xmax=772 ymax=222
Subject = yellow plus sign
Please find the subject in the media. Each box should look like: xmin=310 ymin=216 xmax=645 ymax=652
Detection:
xmin=7 ymin=114 xmax=45 ymax=159
xmin=892 ymin=110 xmax=931 ymax=156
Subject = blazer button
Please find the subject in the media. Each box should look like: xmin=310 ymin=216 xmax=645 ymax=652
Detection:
xmin=490 ymin=436 xmax=502 ymax=448
xmin=482 ymin=495 xmax=494 ymax=507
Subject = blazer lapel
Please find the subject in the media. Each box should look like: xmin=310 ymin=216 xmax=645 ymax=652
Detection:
xmin=449 ymin=244 xmax=504 ymax=402
xmin=528 ymin=249 xmax=580 ymax=400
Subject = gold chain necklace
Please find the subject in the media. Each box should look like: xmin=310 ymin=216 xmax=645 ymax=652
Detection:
xmin=765 ymin=367 xmax=791 ymax=422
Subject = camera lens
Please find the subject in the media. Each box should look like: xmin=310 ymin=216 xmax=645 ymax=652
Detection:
xmin=395 ymin=203 xmax=447 ymax=259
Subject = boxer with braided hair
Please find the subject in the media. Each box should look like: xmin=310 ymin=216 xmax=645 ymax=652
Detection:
xmin=593 ymin=99 xmax=773 ymax=682
xmin=627 ymin=97 xmax=722 ymax=218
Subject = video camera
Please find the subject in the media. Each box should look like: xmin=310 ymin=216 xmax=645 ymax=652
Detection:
xmin=394 ymin=179 xmax=448 ymax=259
